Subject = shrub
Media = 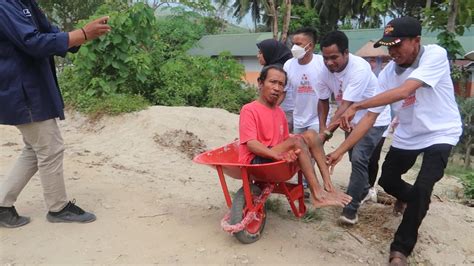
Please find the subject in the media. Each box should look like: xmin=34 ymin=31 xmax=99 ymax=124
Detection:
xmin=154 ymin=53 xmax=256 ymax=113
xmin=60 ymin=3 xmax=255 ymax=116
xmin=461 ymin=173 xmax=474 ymax=199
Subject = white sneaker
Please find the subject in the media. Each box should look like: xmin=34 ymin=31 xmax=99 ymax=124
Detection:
xmin=361 ymin=187 xmax=378 ymax=204
xmin=339 ymin=213 xmax=359 ymax=225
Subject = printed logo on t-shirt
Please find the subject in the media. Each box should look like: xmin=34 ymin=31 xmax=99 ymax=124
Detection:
xmin=297 ymin=74 xmax=315 ymax=94
xmin=402 ymin=94 xmax=416 ymax=108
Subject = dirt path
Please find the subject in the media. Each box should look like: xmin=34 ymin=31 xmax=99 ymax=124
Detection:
xmin=1 ymin=106 xmax=473 ymax=264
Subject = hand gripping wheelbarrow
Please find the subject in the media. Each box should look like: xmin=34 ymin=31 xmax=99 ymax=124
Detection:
xmin=193 ymin=140 xmax=307 ymax=244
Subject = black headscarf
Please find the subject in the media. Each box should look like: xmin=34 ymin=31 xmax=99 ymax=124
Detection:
xmin=256 ymin=39 xmax=292 ymax=67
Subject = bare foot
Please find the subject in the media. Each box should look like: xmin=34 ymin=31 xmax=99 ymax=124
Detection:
xmin=389 ymin=251 xmax=407 ymax=266
xmin=393 ymin=199 xmax=407 ymax=216
xmin=335 ymin=189 xmax=352 ymax=204
xmin=310 ymin=189 xmax=352 ymax=208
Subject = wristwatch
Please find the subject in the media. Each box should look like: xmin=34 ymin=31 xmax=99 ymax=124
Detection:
xmin=323 ymin=130 xmax=333 ymax=140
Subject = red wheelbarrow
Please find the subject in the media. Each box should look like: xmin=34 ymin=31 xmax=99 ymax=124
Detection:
xmin=193 ymin=140 xmax=307 ymax=244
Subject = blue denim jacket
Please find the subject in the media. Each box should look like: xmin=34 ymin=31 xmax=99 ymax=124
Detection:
xmin=0 ymin=0 xmax=75 ymax=125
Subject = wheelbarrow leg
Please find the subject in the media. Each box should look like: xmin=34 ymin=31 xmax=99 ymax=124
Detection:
xmin=279 ymin=181 xmax=306 ymax=218
xmin=217 ymin=165 xmax=232 ymax=208
xmin=240 ymin=167 xmax=254 ymax=210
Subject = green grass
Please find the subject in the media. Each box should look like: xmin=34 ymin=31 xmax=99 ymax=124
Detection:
xmin=445 ymin=161 xmax=472 ymax=177
xmin=301 ymin=209 xmax=323 ymax=223
xmin=66 ymin=92 xmax=149 ymax=119
xmin=408 ymin=157 xmax=473 ymax=200
xmin=85 ymin=93 xmax=149 ymax=116
xmin=461 ymin=173 xmax=474 ymax=199
xmin=445 ymin=162 xmax=474 ymax=199
xmin=265 ymin=197 xmax=283 ymax=213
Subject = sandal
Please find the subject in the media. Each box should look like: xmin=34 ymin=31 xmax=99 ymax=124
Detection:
xmin=393 ymin=200 xmax=407 ymax=216
xmin=389 ymin=251 xmax=407 ymax=266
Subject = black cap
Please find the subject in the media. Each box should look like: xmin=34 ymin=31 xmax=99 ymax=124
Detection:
xmin=374 ymin=17 xmax=422 ymax=48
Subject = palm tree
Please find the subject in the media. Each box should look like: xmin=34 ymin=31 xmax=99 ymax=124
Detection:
xmin=217 ymin=0 xmax=264 ymax=30
xmin=219 ymin=0 xmax=294 ymax=42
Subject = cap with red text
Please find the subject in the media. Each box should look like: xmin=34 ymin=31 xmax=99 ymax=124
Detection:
xmin=374 ymin=16 xmax=421 ymax=48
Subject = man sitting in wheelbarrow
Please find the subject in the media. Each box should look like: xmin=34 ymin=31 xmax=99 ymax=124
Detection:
xmin=239 ymin=65 xmax=352 ymax=207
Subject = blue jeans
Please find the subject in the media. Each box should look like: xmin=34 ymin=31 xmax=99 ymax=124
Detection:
xmin=343 ymin=125 xmax=387 ymax=215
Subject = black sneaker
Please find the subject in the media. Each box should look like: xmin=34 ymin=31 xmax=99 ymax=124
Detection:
xmin=339 ymin=209 xmax=358 ymax=225
xmin=46 ymin=200 xmax=96 ymax=223
xmin=0 ymin=206 xmax=30 ymax=228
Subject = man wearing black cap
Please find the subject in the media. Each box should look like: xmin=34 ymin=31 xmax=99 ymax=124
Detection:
xmin=325 ymin=16 xmax=462 ymax=265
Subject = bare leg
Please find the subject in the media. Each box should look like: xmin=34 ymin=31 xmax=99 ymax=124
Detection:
xmin=301 ymin=131 xmax=352 ymax=206
xmin=301 ymin=130 xmax=333 ymax=191
xmin=271 ymin=136 xmax=352 ymax=208
xmin=272 ymin=135 xmax=352 ymax=208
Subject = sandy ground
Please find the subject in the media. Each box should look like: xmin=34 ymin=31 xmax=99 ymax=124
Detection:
xmin=1 ymin=106 xmax=473 ymax=264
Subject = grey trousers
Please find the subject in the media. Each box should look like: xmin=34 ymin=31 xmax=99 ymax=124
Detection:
xmin=344 ymin=125 xmax=387 ymax=215
xmin=0 ymin=119 xmax=68 ymax=212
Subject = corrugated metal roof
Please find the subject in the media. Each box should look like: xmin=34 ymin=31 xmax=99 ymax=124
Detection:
xmin=188 ymin=32 xmax=273 ymax=56
xmin=188 ymin=28 xmax=474 ymax=58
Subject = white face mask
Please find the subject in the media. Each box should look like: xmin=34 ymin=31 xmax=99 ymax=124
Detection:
xmin=291 ymin=43 xmax=310 ymax=59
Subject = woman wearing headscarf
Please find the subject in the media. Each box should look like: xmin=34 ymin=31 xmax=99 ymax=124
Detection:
xmin=256 ymin=39 xmax=294 ymax=132
xmin=256 ymin=39 xmax=292 ymax=67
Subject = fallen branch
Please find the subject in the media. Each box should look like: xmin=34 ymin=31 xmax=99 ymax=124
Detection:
xmin=138 ymin=212 xmax=170 ymax=218
xmin=346 ymin=230 xmax=364 ymax=244
xmin=433 ymin=194 xmax=444 ymax=202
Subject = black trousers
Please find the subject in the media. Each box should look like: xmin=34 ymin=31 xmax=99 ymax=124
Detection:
xmin=378 ymin=144 xmax=452 ymax=256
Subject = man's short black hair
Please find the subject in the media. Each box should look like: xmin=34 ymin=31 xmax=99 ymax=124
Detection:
xmin=258 ymin=64 xmax=287 ymax=86
xmin=292 ymin=27 xmax=318 ymax=44
xmin=320 ymin=30 xmax=349 ymax=54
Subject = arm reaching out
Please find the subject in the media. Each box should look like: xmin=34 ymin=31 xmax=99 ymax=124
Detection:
xmin=327 ymin=111 xmax=379 ymax=167
xmin=68 ymin=16 xmax=111 ymax=48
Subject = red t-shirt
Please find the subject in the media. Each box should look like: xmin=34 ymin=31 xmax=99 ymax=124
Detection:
xmin=239 ymin=101 xmax=289 ymax=164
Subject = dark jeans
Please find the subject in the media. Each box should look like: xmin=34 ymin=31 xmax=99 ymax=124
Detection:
xmin=367 ymin=137 xmax=386 ymax=187
xmin=344 ymin=125 xmax=387 ymax=215
xmin=378 ymin=144 xmax=452 ymax=256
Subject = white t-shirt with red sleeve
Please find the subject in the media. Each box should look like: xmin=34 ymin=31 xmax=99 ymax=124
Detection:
xmin=239 ymin=101 xmax=289 ymax=164
xmin=317 ymin=53 xmax=391 ymax=127
xmin=376 ymin=45 xmax=462 ymax=150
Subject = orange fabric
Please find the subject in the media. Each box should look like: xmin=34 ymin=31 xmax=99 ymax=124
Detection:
xmin=244 ymin=72 xmax=260 ymax=86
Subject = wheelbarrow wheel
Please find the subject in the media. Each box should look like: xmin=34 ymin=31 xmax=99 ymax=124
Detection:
xmin=230 ymin=184 xmax=266 ymax=244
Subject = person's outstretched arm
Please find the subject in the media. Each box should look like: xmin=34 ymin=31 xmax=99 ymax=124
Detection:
xmin=339 ymin=79 xmax=423 ymax=131
xmin=68 ymin=16 xmax=111 ymax=48
xmin=0 ymin=4 xmax=110 ymax=58
xmin=318 ymin=98 xmax=330 ymax=133
xmin=326 ymin=111 xmax=379 ymax=167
